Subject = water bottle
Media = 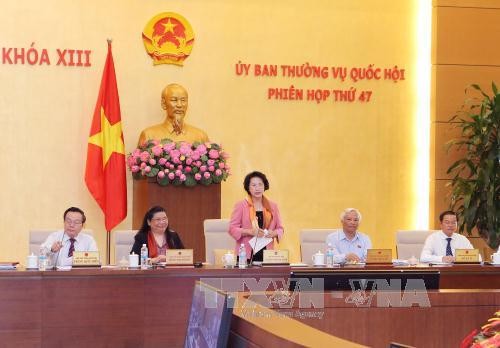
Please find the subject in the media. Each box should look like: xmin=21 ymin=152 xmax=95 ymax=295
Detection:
xmin=326 ymin=243 xmax=334 ymax=267
xmin=238 ymin=244 xmax=247 ymax=268
xmin=140 ymin=244 xmax=148 ymax=269
xmin=38 ymin=247 xmax=47 ymax=271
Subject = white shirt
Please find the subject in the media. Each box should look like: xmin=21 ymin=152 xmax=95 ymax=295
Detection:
xmin=326 ymin=229 xmax=372 ymax=263
xmin=40 ymin=230 xmax=98 ymax=267
xmin=420 ymin=230 xmax=478 ymax=263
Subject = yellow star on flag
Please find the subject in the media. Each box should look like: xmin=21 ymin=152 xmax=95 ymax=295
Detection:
xmin=88 ymin=107 xmax=125 ymax=167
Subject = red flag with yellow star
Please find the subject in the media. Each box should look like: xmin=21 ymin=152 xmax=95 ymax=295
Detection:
xmin=85 ymin=41 xmax=127 ymax=231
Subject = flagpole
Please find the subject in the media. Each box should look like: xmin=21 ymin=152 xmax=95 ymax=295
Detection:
xmin=106 ymin=37 xmax=112 ymax=266
xmin=107 ymin=231 xmax=111 ymax=265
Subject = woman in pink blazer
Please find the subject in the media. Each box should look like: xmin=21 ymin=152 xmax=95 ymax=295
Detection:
xmin=228 ymin=171 xmax=284 ymax=263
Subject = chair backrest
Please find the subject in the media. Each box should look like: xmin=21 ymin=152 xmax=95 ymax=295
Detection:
xmin=299 ymin=229 xmax=336 ymax=264
xmin=111 ymin=230 xmax=137 ymax=264
xmin=29 ymin=229 xmax=93 ymax=255
xmin=203 ymin=219 xmax=233 ymax=264
xmin=395 ymin=230 xmax=438 ymax=259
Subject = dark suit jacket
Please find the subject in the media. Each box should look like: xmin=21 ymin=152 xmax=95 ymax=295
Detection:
xmin=131 ymin=229 xmax=184 ymax=256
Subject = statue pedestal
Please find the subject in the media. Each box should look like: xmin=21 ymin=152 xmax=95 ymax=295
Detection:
xmin=132 ymin=180 xmax=221 ymax=262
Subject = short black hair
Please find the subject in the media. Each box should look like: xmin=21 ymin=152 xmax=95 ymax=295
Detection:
xmin=439 ymin=210 xmax=457 ymax=222
xmin=63 ymin=207 xmax=86 ymax=223
xmin=243 ymin=171 xmax=269 ymax=194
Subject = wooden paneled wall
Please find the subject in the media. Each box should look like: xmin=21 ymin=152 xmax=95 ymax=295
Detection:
xmin=431 ymin=0 xmax=500 ymax=256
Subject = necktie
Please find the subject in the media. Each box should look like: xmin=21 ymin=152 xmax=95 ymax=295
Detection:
xmin=68 ymin=238 xmax=76 ymax=257
xmin=445 ymin=237 xmax=453 ymax=256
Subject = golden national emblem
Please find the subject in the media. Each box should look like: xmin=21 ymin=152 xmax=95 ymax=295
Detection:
xmin=142 ymin=12 xmax=194 ymax=66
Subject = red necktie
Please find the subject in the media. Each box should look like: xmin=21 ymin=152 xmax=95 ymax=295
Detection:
xmin=68 ymin=238 xmax=76 ymax=257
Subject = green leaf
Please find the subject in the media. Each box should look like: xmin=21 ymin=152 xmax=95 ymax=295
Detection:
xmin=157 ymin=175 xmax=169 ymax=186
xmin=147 ymin=168 xmax=159 ymax=177
xmin=184 ymin=175 xmax=197 ymax=187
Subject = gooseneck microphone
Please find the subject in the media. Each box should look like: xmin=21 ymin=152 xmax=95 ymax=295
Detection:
xmin=249 ymin=230 xmax=260 ymax=266
xmin=52 ymin=232 xmax=66 ymax=270
xmin=249 ymin=216 xmax=264 ymax=266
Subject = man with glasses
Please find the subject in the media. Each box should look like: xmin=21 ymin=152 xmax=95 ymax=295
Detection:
xmin=40 ymin=207 xmax=98 ymax=267
xmin=420 ymin=210 xmax=479 ymax=263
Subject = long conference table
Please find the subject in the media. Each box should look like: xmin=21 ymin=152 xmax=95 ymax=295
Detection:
xmin=0 ymin=263 xmax=498 ymax=347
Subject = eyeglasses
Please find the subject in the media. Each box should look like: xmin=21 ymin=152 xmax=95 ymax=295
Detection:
xmin=65 ymin=219 xmax=83 ymax=226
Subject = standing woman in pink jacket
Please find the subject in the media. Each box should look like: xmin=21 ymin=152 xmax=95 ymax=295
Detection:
xmin=228 ymin=171 xmax=284 ymax=263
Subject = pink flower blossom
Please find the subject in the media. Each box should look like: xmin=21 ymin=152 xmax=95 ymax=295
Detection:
xmin=163 ymin=142 xmax=176 ymax=152
xmin=196 ymin=144 xmax=207 ymax=155
xmin=169 ymin=164 xmax=174 ymax=170
xmin=180 ymin=174 xmax=186 ymax=181
xmin=126 ymin=156 xmax=136 ymax=167
xmin=208 ymin=166 xmax=215 ymax=172
xmin=149 ymin=158 xmax=156 ymax=165
xmin=215 ymin=169 xmax=222 ymax=176
xmin=140 ymin=162 xmax=147 ymax=169
xmin=185 ymin=166 xmax=192 ymax=173
xmin=157 ymin=171 xmax=165 ymax=179
xmin=139 ymin=151 xmax=150 ymax=162
xmin=168 ymin=172 xmax=175 ymax=180
xmin=152 ymin=145 xmax=163 ymax=156
xmin=191 ymin=152 xmax=201 ymax=161
xmin=186 ymin=158 xmax=193 ymax=165
xmin=207 ymin=159 xmax=215 ymax=166
xmin=175 ymin=170 xmax=182 ymax=177
xmin=195 ymin=161 xmax=202 ymax=167
xmin=179 ymin=143 xmax=192 ymax=156
xmin=208 ymin=149 xmax=219 ymax=159
xmin=158 ymin=158 xmax=167 ymax=166
xmin=132 ymin=149 xmax=141 ymax=157
xmin=203 ymin=172 xmax=211 ymax=179
xmin=200 ymin=165 xmax=207 ymax=172
xmin=131 ymin=165 xmax=140 ymax=173
xmin=144 ymin=166 xmax=151 ymax=173
xmin=219 ymin=163 xmax=225 ymax=169
xmin=170 ymin=149 xmax=181 ymax=158
xmin=177 ymin=165 xmax=183 ymax=170
xmin=194 ymin=173 xmax=202 ymax=181
xmin=220 ymin=152 xmax=230 ymax=159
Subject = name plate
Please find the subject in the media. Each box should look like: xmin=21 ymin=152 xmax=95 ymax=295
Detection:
xmin=72 ymin=251 xmax=100 ymax=266
xmin=455 ymin=249 xmax=480 ymax=263
xmin=366 ymin=249 xmax=392 ymax=264
xmin=263 ymin=250 xmax=289 ymax=265
xmin=165 ymin=249 xmax=193 ymax=265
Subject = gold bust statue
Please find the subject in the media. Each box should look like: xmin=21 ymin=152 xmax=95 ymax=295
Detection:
xmin=138 ymin=83 xmax=209 ymax=145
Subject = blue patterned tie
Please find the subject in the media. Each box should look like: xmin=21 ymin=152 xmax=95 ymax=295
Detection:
xmin=68 ymin=238 xmax=76 ymax=257
xmin=445 ymin=238 xmax=453 ymax=256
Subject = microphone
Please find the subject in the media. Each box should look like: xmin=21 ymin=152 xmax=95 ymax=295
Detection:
xmin=52 ymin=232 xmax=66 ymax=270
xmin=249 ymin=217 xmax=264 ymax=266
xmin=249 ymin=230 xmax=260 ymax=266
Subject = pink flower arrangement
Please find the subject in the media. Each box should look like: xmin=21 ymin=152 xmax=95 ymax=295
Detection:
xmin=127 ymin=139 xmax=230 ymax=187
xmin=461 ymin=311 xmax=500 ymax=348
